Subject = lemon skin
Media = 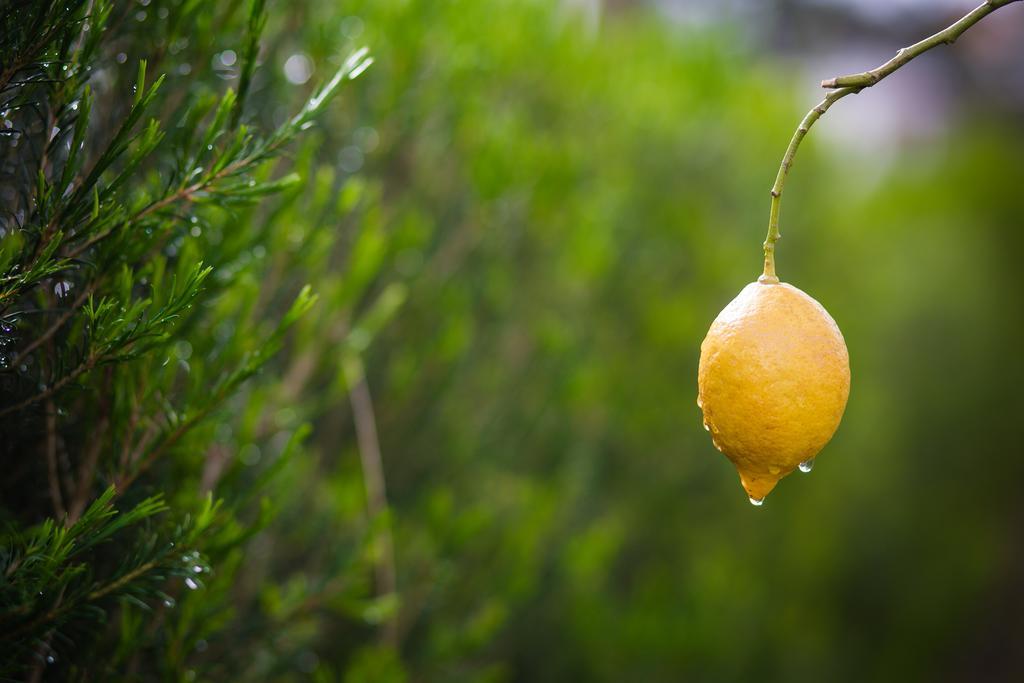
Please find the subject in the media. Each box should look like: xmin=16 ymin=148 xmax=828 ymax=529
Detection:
xmin=697 ymin=280 xmax=850 ymax=501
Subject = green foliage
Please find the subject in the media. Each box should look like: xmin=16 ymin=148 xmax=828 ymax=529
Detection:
xmin=1 ymin=0 xmax=383 ymax=678
xmin=1 ymin=489 xmax=216 ymax=665
xmin=3 ymin=0 xmax=1024 ymax=681
xmin=255 ymin=1 xmax=1024 ymax=681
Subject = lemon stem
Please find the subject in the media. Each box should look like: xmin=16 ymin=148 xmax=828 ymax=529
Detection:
xmin=761 ymin=0 xmax=1020 ymax=282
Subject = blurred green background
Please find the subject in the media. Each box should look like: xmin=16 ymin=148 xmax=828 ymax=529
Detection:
xmin=166 ymin=0 xmax=1024 ymax=679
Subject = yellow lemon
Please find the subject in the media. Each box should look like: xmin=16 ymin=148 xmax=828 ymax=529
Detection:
xmin=697 ymin=279 xmax=850 ymax=503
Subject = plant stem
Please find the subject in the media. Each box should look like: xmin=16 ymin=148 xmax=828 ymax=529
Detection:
xmin=347 ymin=360 xmax=398 ymax=647
xmin=763 ymin=86 xmax=857 ymax=282
xmin=43 ymin=399 xmax=66 ymax=520
xmin=0 ymin=352 xmax=98 ymax=418
xmin=761 ymin=0 xmax=1021 ymax=281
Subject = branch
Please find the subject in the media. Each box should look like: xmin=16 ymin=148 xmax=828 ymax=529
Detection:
xmin=5 ymin=562 xmax=158 ymax=641
xmin=0 ymin=352 xmax=98 ymax=418
xmin=347 ymin=362 xmax=398 ymax=646
xmin=761 ymin=0 xmax=1021 ymax=281
xmin=68 ymin=368 xmax=111 ymax=524
xmin=820 ymin=1 xmax=1019 ymax=89
xmin=8 ymin=283 xmax=95 ymax=369
xmin=63 ymin=146 xmax=272 ymax=263
xmin=43 ymin=399 xmax=66 ymax=520
xmin=113 ymin=404 xmax=213 ymax=494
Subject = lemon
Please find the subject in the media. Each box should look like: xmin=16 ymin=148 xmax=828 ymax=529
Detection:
xmin=697 ymin=278 xmax=850 ymax=503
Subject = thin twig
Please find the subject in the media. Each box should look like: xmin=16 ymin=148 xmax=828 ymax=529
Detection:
xmin=86 ymin=560 xmax=158 ymax=601
xmin=25 ymin=587 xmax=65 ymax=683
xmin=820 ymin=0 xmax=1020 ymax=89
xmin=113 ymin=403 xmax=214 ymax=494
xmin=43 ymin=399 xmax=66 ymax=520
xmin=0 ymin=352 xmax=98 ymax=418
xmin=9 ymin=283 xmax=95 ymax=368
xmin=762 ymin=0 xmax=1021 ymax=280
xmin=0 ymin=27 xmax=58 ymax=95
xmin=6 ymin=562 xmax=157 ymax=641
xmin=68 ymin=367 xmax=111 ymax=524
xmin=762 ymin=85 xmax=858 ymax=281
xmin=62 ymin=152 xmax=251 ymax=262
xmin=348 ymin=366 xmax=398 ymax=646
xmin=118 ymin=399 xmax=141 ymax=470
xmin=70 ymin=0 xmax=96 ymax=59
